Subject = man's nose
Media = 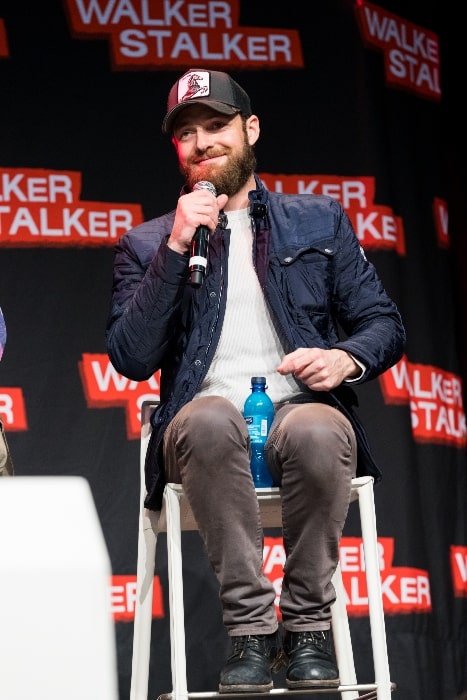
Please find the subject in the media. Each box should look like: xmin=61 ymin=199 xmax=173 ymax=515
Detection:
xmin=194 ymin=128 xmax=214 ymax=150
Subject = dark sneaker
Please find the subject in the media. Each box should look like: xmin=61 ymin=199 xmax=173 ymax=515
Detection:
xmin=219 ymin=632 xmax=282 ymax=693
xmin=284 ymin=630 xmax=340 ymax=689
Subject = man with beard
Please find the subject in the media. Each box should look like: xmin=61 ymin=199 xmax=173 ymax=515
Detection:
xmin=106 ymin=68 xmax=406 ymax=692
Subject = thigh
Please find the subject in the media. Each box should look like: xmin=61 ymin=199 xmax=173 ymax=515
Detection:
xmin=163 ymin=396 xmax=249 ymax=483
xmin=265 ymin=401 xmax=357 ymax=485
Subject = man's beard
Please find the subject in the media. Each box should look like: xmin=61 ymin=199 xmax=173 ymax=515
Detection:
xmin=181 ymin=136 xmax=257 ymax=197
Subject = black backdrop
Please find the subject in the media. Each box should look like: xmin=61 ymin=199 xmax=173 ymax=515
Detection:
xmin=0 ymin=2 xmax=466 ymax=699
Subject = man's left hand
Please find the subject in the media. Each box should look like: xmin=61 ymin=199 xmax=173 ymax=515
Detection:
xmin=277 ymin=347 xmax=360 ymax=391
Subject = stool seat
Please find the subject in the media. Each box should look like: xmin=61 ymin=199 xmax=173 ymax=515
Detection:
xmin=131 ymin=402 xmax=396 ymax=700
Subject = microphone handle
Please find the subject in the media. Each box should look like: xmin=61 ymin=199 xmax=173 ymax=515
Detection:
xmin=189 ymin=225 xmax=210 ymax=288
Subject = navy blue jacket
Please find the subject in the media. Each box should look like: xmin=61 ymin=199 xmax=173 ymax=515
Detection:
xmin=106 ymin=176 xmax=406 ymax=510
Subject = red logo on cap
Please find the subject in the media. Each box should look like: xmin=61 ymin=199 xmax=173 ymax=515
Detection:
xmin=179 ymin=71 xmax=209 ymax=102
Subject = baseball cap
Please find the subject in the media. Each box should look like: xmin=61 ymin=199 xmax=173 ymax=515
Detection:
xmin=162 ymin=68 xmax=252 ymax=135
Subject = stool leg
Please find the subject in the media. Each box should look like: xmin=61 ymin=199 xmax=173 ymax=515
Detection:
xmin=358 ymin=478 xmax=392 ymax=700
xmin=331 ymin=563 xmax=360 ymax=699
xmin=165 ymin=484 xmax=189 ymax=700
xmin=130 ymin=506 xmax=160 ymax=700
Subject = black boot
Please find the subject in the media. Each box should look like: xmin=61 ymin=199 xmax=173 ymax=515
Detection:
xmin=284 ymin=630 xmax=340 ymax=689
xmin=219 ymin=632 xmax=281 ymax=693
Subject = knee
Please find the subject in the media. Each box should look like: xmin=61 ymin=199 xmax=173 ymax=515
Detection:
xmin=183 ymin=396 xmax=243 ymax=433
xmin=282 ymin=404 xmax=354 ymax=447
xmin=267 ymin=403 xmax=356 ymax=481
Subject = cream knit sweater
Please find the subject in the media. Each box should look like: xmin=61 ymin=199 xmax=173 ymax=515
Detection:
xmin=195 ymin=208 xmax=300 ymax=411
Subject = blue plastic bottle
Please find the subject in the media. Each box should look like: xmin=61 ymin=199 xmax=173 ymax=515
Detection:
xmin=243 ymin=376 xmax=275 ymax=487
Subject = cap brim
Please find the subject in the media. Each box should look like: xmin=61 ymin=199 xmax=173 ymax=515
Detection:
xmin=162 ymin=100 xmax=239 ymax=135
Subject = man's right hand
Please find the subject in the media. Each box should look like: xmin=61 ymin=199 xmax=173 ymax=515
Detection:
xmin=168 ymin=189 xmax=229 ymax=254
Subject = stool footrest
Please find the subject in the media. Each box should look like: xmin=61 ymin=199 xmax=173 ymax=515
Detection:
xmin=158 ymin=681 xmax=397 ymax=699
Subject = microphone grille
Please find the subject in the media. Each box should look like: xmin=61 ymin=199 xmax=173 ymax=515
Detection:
xmin=193 ymin=181 xmax=217 ymax=196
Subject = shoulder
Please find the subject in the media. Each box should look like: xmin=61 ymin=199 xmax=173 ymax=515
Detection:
xmin=266 ymin=191 xmax=350 ymax=246
xmin=121 ymin=209 xmax=176 ymax=243
xmin=115 ymin=210 xmax=176 ymax=262
xmin=252 ymin=176 xmax=345 ymax=224
xmin=267 ymin=190 xmax=344 ymax=219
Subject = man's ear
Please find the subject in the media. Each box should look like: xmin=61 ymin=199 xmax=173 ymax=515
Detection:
xmin=246 ymin=115 xmax=260 ymax=146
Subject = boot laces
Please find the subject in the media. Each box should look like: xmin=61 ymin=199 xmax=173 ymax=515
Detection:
xmin=290 ymin=631 xmax=327 ymax=654
xmin=231 ymin=635 xmax=264 ymax=658
xmin=230 ymin=634 xmax=285 ymax=670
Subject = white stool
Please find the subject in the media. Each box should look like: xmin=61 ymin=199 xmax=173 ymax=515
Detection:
xmin=131 ymin=402 xmax=396 ymax=700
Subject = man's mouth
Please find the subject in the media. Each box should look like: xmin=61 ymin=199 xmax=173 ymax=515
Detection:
xmin=194 ymin=152 xmax=226 ymax=165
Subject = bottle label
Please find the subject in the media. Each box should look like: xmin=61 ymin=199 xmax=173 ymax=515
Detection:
xmin=245 ymin=415 xmax=269 ymax=441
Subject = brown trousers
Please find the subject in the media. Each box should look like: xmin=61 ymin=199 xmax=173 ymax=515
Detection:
xmin=163 ymin=396 xmax=356 ymax=636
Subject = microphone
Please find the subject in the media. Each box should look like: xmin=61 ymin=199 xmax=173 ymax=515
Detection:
xmin=189 ymin=181 xmax=217 ymax=288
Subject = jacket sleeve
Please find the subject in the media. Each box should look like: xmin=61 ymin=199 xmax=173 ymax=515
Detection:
xmin=106 ymin=227 xmax=190 ymax=381
xmin=330 ymin=208 xmax=406 ymax=381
